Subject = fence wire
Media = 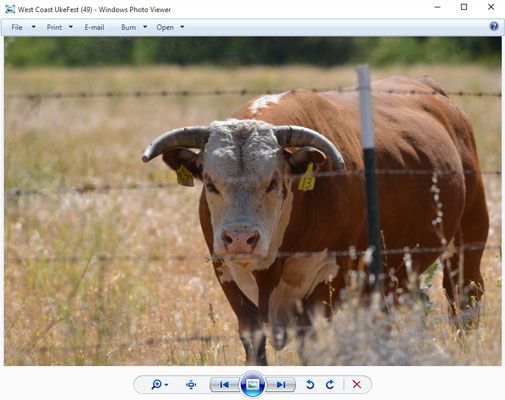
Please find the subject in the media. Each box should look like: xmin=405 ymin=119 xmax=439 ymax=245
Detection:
xmin=21 ymin=313 xmax=455 ymax=353
xmin=4 ymin=87 xmax=502 ymax=101
xmin=4 ymin=168 xmax=501 ymax=198
xmin=32 ymin=323 xmax=334 ymax=353
xmin=4 ymin=242 xmax=500 ymax=265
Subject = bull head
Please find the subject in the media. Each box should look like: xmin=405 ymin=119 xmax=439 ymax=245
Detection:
xmin=143 ymin=119 xmax=345 ymax=270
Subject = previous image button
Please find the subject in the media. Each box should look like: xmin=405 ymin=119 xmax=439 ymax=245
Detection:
xmin=209 ymin=377 xmax=240 ymax=392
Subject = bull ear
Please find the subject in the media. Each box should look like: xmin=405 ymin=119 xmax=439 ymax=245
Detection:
xmin=284 ymin=146 xmax=326 ymax=174
xmin=162 ymin=148 xmax=203 ymax=180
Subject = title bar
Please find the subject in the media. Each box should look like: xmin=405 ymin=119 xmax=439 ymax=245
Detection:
xmin=0 ymin=1 xmax=502 ymax=19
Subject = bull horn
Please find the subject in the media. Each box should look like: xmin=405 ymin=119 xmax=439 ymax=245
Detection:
xmin=274 ymin=125 xmax=345 ymax=169
xmin=142 ymin=126 xmax=211 ymax=163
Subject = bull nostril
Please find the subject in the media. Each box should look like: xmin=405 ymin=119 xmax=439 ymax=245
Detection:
xmin=222 ymin=232 xmax=233 ymax=245
xmin=247 ymin=231 xmax=260 ymax=247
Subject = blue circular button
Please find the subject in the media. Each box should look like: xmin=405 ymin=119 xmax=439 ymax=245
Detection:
xmin=240 ymin=371 xmax=266 ymax=397
xmin=489 ymin=21 xmax=499 ymax=31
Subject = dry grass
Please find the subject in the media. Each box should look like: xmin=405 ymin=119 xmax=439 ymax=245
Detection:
xmin=4 ymin=64 xmax=501 ymax=365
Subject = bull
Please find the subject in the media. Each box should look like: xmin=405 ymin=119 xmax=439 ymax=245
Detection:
xmin=142 ymin=76 xmax=488 ymax=365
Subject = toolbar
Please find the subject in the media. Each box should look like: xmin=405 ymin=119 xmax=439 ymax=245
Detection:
xmin=2 ymin=19 xmax=504 ymax=36
xmin=133 ymin=373 xmax=372 ymax=396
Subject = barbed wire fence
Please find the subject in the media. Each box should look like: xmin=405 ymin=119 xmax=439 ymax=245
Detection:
xmin=4 ymin=87 xmax=502 ymax=101
xmin=4 ymin=83 xmax=502 ymax=352
xmin=4 ymin=243 xmax=501 ymax=265
xmin=4 ymin=168 xmax=502 ymax=198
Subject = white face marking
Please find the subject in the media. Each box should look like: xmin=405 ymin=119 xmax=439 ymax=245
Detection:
xmin=203 ymin=119 xmax=294 ymax=272
xmin=250 ymin=92 xmax=287 ymax=115
xmin=267 ymin=249 xmax=339 ymax=342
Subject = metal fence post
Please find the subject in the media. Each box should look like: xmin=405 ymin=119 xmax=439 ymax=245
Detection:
xmin=357 ymin=65 xmax=383 ymax=292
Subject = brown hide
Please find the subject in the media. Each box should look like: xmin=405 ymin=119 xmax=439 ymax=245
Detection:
xmin=197 ymin=76 xmax=488 ymax=346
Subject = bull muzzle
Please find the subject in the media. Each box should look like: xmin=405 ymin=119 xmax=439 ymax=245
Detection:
xmin=221 ymin=229 xmax=260 ymax=255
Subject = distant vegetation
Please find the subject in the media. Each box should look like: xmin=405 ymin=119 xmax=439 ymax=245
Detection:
xmin=4 ymin=37 xmax=501 ymax=67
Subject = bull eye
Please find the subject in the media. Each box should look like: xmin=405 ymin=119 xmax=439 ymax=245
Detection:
xmin=266 ymin=178 xmax=278 ymax=193
xmin=205 ymin=180 xmax=220 ymax=194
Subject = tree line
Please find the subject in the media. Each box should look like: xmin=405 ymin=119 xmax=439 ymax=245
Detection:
xmin=4 ymin=37 xmax=500 ymax=67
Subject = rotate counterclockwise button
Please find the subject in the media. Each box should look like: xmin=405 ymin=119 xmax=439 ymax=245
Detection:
xmin=239 ymin=371 xmax=266 ymax=397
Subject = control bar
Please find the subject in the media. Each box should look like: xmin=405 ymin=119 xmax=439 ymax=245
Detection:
xmin=133 ymin=374 xmax=372 ymax=395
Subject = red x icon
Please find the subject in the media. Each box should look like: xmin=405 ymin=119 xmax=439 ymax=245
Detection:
xmin=352 ymin=380 xmax=361 ymax=389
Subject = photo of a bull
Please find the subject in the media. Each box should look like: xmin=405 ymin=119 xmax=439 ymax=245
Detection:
xmin=143 ymin=76 xmax=488 ymax=365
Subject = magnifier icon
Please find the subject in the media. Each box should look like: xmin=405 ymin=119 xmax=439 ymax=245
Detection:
xmin=151 ymin=379 xmax=162 ymax=390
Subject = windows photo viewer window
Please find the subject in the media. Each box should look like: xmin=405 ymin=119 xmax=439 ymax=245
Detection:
xmin=0 ymin=1 xmax=503 ymax=399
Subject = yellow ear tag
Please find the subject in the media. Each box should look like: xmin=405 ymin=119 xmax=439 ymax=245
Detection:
xmin=176 ymin=164 xmax=194 ymax=187
xmin=298 ymin=162 xmax=316 ymax=191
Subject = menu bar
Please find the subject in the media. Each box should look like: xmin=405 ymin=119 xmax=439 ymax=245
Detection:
xmin=2 ymin=19 xmax=504 ymax=36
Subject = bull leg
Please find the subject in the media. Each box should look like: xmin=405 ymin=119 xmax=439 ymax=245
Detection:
xmin=443 ymin=191 xmax=488 ymax=329
xmin=218 ymin=283 xmax=267 ymax=365
xmin=443 ymin=233 xmax=486 ymax=329
xmin=238 ymin=317 xmax=267 ymax=366
xmin=213 ymin=262 xmax=268 ymax=365
xmin=295 ymin=311 xmax=317 ymax=365
xmin=294 ymin=274 xmax=341 ymax=365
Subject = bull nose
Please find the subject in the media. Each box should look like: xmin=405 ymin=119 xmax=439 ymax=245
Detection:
xmin=222 ymin=229 xmax=260 ymax=254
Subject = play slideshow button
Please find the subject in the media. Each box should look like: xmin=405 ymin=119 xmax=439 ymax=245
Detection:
xmin=266 ymin=377 xmax=296 ymax=392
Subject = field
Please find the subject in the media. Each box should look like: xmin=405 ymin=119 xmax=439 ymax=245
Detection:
xmin=4 ymin=64 xmax=501 ymax=365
